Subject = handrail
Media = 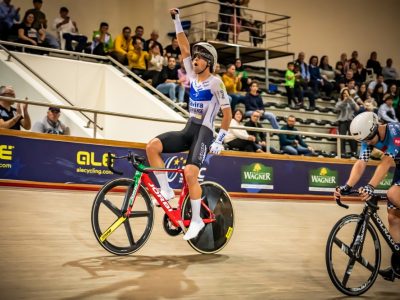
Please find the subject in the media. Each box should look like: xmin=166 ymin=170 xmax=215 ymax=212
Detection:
xmin=0 ymin=96 xmax=354 ymax=157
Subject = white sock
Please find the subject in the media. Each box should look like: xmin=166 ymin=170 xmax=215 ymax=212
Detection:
xmin=183 ymin=199 xmax=205 ymax=240
xmin=155 ymin=172 xmax=171 ymax=192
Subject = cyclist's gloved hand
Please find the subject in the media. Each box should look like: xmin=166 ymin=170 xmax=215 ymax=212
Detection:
xmin=359 ymin=184 xmax=375 ymax=201
xmin=210 ymin=129 xmax=228 ymax=155
xmin=336 ymin=184 xmax=352 ymax=195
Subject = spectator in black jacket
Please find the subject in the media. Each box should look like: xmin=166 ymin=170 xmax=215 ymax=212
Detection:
xmin=156 ymin=56 xmax=185 ymax=104
xmin=279 ymin=115 xmax=314 ymax=155
xmin=243 ymin=81 xmax=279 ymax=129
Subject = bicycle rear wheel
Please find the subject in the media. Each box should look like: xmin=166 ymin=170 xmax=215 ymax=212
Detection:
xmin=91 ymin=178 xmax=154 ymax=255
xmin=325 ymin=214 xmax=381 ymax=296
xmin=182 ymin=181 xmax=234 ymax=254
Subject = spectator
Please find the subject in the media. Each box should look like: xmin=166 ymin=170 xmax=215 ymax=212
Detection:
xmin=335 ymin=87 xmax=359 ymax=156
xmin=309 ymin=55 xmax=333 ymax=98
xmin=0 ymin=85 xmax=31 ymax=130
xmin=371 ymin=83 xmax=385 ymax=107
xmin=212 ymin=63 xmax=222 ymax=80
xmin=25 ymin=0 xmax=59 ymax=48
xmin=279 ymin=115 xmax=314 ymax=155
xmin=164 ymin=36 xmax=181 ymax=62
xmin=243 ymin=81 xmax=279 ymax=129
xmin=177 ymin=58 xmax=190 ymax=104
xmin=285 ymin=61 xmax=300 ymax=107
xmin=0 ymin=0 xmax=20 ymax=40
xmin=294 ymin=52 xmax=310 ymax=92
xmin=110 ymin=26 xmax=132 ymax=65
xmin=338 ymin=52 xmax=348 ymax=72
xmin=222 ymin=63 xmax=245 ymax=112
xmin=87 ymin=22 xmax=113 ymax=55
xmin=349 ymin=61 xmax=366 ymax=86
xmin=216 ymin=0 xmax=234 ymax=42
xmin=293 ymin=63 xmax=315 ymax=109
xmin=382 ymin=58 xmax=399 ymax=87
xmin=378 ymin=94 xmax=398 ymax=124
xmin=244 ymin=110 xmax=280 ymax=153
xmin=32 ymin=107 xmax=70 ymax=135
xmin=235 ymin=58 xmax=251 ymax=91
xmin=347 ymin=79 xmax=362 ymax=105
xmin=366 ymin=51 xmax=382 ymax=75
xmin=349 ymin=50 xmax=360 ymax=65
xmin=128 ymin=37 xmax=150 ymax=77
xmin=17 ymin=12 xmax=46 ymax=49
xmin=53 ymin=7 xmax=87 ymax=52
xmin=334 ymin=61 xmax=345 ymax=89
xmin=368 ymin=74 xmax=388 ymax=95
xmin=145 ymin=30 xmax=163 ymax=55
xmin=224 ymin=109 xmax=262 ymax=152
xmin=319 ymin=55 xmax=335 ymax=82
xmin=132 ymin=25 xmax=145 ymax=46
xmin=356 ymin=98 xmax=378 ymax=115
xmin=339 ymin=69 xmax=355 ymax=90
xmin=143 ymin=43 xmax=163 ymax=87
xmin=156 ymin=56 xmax=185 ymax=104
xmin=238 ymin=0 xmax=264 ymax=46
xmin=357 ymin=83 xmax=371 ymax=101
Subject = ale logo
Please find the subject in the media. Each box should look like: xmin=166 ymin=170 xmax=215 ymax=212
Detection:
xmin=376 ymin=172 xmax=393 ymax=191
xmin=308 ymin=167 xmax=338 ymax=192
xmin=0 ymin=145 xmax=14 ymax=161
xmin=241 ymin=163 xmax=273 ymax=191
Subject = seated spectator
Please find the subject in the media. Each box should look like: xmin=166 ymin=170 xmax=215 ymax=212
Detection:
xmin=25 ymin=0 xmax=59 ymax=48
xmin=212 ymin=63 xmax=222 ymax=80
xmin=349 ymin=61 xmax=366 ymax=86
xmin=293 ymin=63 xmax=315 ymax=109
xmin=143 ymin=43 xmax=163 ymax=87
xmin=0 ymin=0 xmax=20 ymax=41
xmin=222 ymin=63 xmax=245 ymax=112
xmin=285 ymin=62 xmax=300 ymax=107
xmin=294 ymin=51 xmax=310 ymax=93
xmin=110 ymin=26 xmax=132 ymax=65
xmin=368 ymin=74 xmax=388 ymax=95
xmin=156 ymin=56 xmax=185 ymax=104
xmin=319 ymin=55 xmax=335 ymax=83
xmin=356 ymin=98 xmax=378 ymax=115
xmin=0 ymin=85 xmax=31 ymax=130
xmin=349 ymin=50 xmax=360 ymax=66
xmin=339 ymin=69 xmax=355 ymax=90
xmin=235 ymin=58 xmax=251 ymax=91
xmin=244 ymin=110 xmax=280 ymax=153
xmin=279 ymin=115 xmax=314 ymax=156
xmin=128 ymin=37 xmax=150 ymax=77
xmin=177 ymin=58 xmax=190 ymax=104
xmin=366 ymin=51 xmax=382 ymax=75
xmin=382 ymin=58 xmax=399 ymax=87
xmin=347 ymin=79 xmax=362 ymax=105
xmin=308 ymin=55 xmax=333 ymax=98
xmin=164 ymin=36 xmax=181 ymax=63
xmin=53 ymin=7 xmax=87 ymax=52
xmin=378 ymin=94 xmax=398 ymax=124
xmin=17 ymin=12 xmax=47 ymax=50
xmin=87 ymin=22 xmax=113 ymax=55
xmin=371 ymin=83 xmax=385 ymax=107
xmin=357 ymin=83 xmax=372 ymax=101
xmin=145 ymin=30 xmax=163 ymax=55
xmin=243 ymin=81 xmax=279 ymax=129
xmin=335 ymin=87 xmax=359 ymax=156
xmin=334 ymin=61 xmax=345 ymax=88
xmin=132 ymin=25 xmax=145 ymax=46
xmin=338 ymin=52 xmax=348 ymax=72
xmin=32 ymin=107 xmax=70 ymax=135
xmin=224 ymin=109 xmax=262 ymax=152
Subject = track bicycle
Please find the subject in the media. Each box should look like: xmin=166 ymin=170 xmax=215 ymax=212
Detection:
xmin=325 ymin=191 xmax=400 ymax=296
xmin=91 ymin=151 xmax=234 ymax=255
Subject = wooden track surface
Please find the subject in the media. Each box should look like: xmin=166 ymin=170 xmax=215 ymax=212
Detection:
xmin=0 ymin=187 xmax=398 ymax=299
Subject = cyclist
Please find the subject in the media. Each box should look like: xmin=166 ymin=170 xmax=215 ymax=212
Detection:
xmin=334 ymin=111 xmax=400 ymax=281
xmin=146 ymin=8 xmax=232 ymax=240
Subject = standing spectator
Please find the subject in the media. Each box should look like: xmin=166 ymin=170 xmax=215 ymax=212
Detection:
xmin=309 ymin=55 xmax=333 ymax=98
xmin=87 ymin=22 xmax=113 ymax=55
xmin=335 ymin=87 xmax=359 ymax=156
xmin=279 ymin=115 xmax=314 ymax=155
xmin=25 ymin=0 xmax=58 ymax=48
xmin=366 ymin=51 xmax=382 ymax=75
xmin=285 ymin=61 xmax=300 ymax=107
xmin=382 ymin=58 xmax=399 ymax=87
xmin=110 ymin=26 xmax=132 ymax=65
xmin=216 ymin=0 xmax=234 ymax=42
xmin=32 ymin=107 xmax=70 ymax=135
xmin=128 ymin=37 xmax=150 ymax=77
xmin=145 ymin=30 xmax=163 ymax=55
xmin=132 ymin=25 xmax=145 ymax=46
xmin=224 ymin=109 xmax=262 ymax=152
xmin=0 ymin=0 xmax=20 ymax=40
xmin=378 ymin=94 xmax=398 ymax=124
xmin=0 ymin=85 xmax=31 ymax=130
xmin=53 ymin=7 xmax=87 ymax=52
xmin=244 ymin=110 xmax=280 ymax=153
xmin=235 ymin=58 xmax=251 ymax=91
xmin=243 ymin=81 xmax=279 ymax=129
xmin=156 ymin=56 xmax=185 ymax=103
xmin=222 ymin=63 xmax=244 ymax=112
xmin=368 ymin=74 xmax=388 ymax=94
xmin=143 ymin=43 xmax=163 ymax=87
xmin=164 ymin=36 xmax=181 ymax=62
xmin=17 ymin=12 xmax=46 ymax=49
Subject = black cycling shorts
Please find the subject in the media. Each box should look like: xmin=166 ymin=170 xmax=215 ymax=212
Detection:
xmin=157 ymin=121 xmax=214 ymax=168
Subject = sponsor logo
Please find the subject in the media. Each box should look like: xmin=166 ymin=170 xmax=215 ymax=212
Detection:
xmin=374 ymin=212 xmax=400 ymax=251
xmin=75 ymin=151 xmax=113 ymax=176
xmin=241 ymin=163 xmax=273 ymax=191
xmin=0 ymin=145 xmax=14 ymax=161
xmin=394 ymin=138 xmax=400 ymax=146
xmin=164 ymin=155 xmax=207 ymax=184
xmin=376 ymin=172 xmax=393 ymax=192
xmin=148 ymin=182 xmax=173 ymax=211
xmin=308 ymin=167 xmax=338 ymax=192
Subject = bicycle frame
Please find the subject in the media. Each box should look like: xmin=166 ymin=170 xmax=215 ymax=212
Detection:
xmin=370 ymin=209 xmax=400 ymax=254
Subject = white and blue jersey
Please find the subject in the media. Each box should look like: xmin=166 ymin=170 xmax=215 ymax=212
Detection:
xmin=183 ymin=57 xmax=230 ymax=131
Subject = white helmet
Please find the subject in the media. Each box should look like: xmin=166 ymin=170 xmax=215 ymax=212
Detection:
xmin=350 ymin=111 xmax=379 ymax=141
xmin=192 ymin=42 xmax=218 ymax=72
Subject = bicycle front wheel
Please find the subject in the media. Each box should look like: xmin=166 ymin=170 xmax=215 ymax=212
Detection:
xmin=325 ymin=214 xmax=381 ymax=296
xmin=182 ymin=181 xmax=234 ymax=254
xmin=91 ymin=178 xmax=154 ymax=255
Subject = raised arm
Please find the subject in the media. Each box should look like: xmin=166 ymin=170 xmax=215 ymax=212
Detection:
xmin=170 ymin=8 xmax=190 ymax=59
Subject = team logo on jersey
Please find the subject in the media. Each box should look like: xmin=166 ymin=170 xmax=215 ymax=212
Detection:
xmin=394 ymin=137 xmax=400 ymax=146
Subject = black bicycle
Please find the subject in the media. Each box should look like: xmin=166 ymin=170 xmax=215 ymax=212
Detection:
xmin=326 ymin=191 xmax=400 ymax=296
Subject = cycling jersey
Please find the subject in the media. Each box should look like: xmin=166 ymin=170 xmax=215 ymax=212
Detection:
xmin=359 ymin=122 xmax=400 ymax=209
